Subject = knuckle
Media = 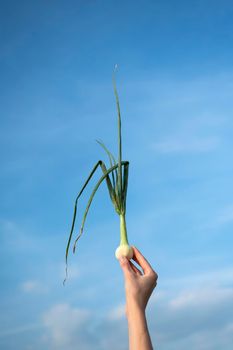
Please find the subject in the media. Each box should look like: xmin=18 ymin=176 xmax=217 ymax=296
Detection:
xmin=150 ymin=270 xmax=158 ymax=281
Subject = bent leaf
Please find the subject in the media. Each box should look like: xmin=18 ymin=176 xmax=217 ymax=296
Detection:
xmin=72 ymin=161 xmax=129 ymax=253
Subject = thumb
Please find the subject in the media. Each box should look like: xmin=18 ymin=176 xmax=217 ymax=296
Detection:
xmin=119 ymin=256 xmax=132 ymax=277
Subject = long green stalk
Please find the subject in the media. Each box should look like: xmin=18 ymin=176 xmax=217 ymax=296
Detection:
xmin=120 ymin=213 xmax=129 ymax=245
xmin=64 ymin=69 xmax=133 ymax=283
xmin=113 ymin=73 xmax=123 ymax=209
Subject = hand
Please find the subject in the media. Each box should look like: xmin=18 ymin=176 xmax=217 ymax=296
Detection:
xmin=119 ymin=246 xmax=158 ymax=316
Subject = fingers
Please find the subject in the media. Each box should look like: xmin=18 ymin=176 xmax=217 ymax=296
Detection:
xmin=119 ymin=256 xmax=132 ymax=277
xmin=129 ymin=260 xmax=143 ymax=276
xmin=118 ymin=247 xmax=158 ymax=281
xmin=132 ymin=246 xmax=155 ymax=275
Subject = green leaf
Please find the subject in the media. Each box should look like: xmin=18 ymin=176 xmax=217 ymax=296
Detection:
xmin=99 ymin=161 xmax=120 ymax=210
xmin=65 ymin=160 xmax=110 ymax=274
xmin=96 ymin=139 xmax=117 ymax=190
xmin=72 ymin=161 xmax=129 ymax=253
xmin=113 ymin=72 xmax=123 ymax=201
xmin=122 ymin=162 xmax=129 ymax=213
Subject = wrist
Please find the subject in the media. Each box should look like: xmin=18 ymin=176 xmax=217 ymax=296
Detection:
xmin=126 ymin=302 xmax=153 ymax=350
xmin=126 ymin=300 xmax=145 ymax=320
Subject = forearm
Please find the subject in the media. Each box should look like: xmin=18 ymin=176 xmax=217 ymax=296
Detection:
xmin=126 ymin=302 xmax=153 ymax=350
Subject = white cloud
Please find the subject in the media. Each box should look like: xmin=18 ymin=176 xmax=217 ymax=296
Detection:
xmin=161 ymin=267 xmax=233 ymax=290
xmin=42 ymin=304 xmax=94 ymax=350
xmin=107 ymin=303 xmax=125 ymax=321
xmin=40 ymin=270 xmax=233 ymax=350
xmin=20 ymin=280 xmax=49 ymax=294
xmin=3 ymin=278 xmax=232 ymax=350
xmin=169 ymin=287 xmax=233 ymax=310
xmin=41 ymin=302 xmax=129 ymax=350
xmin=147 ymin=267 xmax=233 ymax=349
xmin=149 ymin=285 xmax=233 ymax=349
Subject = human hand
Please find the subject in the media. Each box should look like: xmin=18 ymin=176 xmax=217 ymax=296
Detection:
xmin=119 ymin=246 xmax=158 ymax=316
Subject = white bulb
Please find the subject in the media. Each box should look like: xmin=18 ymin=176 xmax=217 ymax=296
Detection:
xmin=115 ymin=244 xmax=133 ymax=260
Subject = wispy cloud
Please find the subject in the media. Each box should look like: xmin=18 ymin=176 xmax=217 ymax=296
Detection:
xmin=148 ymin=112 xmax=222 ymax=155
xmin=0 ymin=323 xmax=41 ymax=338
xmin=40 ymin=276 xmax=233 ymax=350
xmin=107 ymin=303 xmax=125 ymax=321
xmin=152 ymin=285 xmax=233 ymax=349
xmin=0 ymin=219 xmax=41 ymax=252
xmin=152 ymin=136 xmax=219 ymax=154
xmin=169 ymin=287 xmax=233 ymax=310
xmin=200 ymin=204 xmax=233 ymax=231
xmin=42 ymin=304 xmax=93 ymax=350
xmin=20 ymin=280 xmax=49 ymax=294
xmin=41 ymin=302 xmax=127 ymax=350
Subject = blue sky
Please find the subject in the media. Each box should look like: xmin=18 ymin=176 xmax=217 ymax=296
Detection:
xmin=1 ymin=0 xmax=233 ymax=349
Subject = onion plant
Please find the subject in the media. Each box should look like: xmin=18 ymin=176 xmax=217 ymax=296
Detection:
xmin=64 ymin=71 xmax=133 ymax=283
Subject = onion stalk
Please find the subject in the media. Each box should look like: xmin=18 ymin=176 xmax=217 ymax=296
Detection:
xmin=64 ymin=69 xmax=132 ymax=283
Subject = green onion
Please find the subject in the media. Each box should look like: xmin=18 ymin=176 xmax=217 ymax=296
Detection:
xmin=64 ymin=69 xmax=133 ymax=284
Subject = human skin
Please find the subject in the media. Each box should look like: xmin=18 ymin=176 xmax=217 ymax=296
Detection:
xmin=119 ymin=246 xmax=158 ymax=350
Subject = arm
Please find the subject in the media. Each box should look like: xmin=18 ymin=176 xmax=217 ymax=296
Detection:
xmin=119 ymin=246 xmax=158 ymax=350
